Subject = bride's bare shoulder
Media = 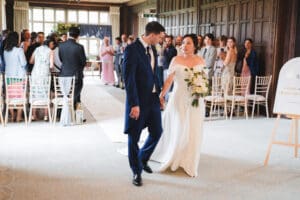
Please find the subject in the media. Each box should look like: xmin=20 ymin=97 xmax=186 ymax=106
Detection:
xmin=195 ymin=55 xmax=205 ymax=65
xmin=171 ymin=55 xmax=184 ymax=65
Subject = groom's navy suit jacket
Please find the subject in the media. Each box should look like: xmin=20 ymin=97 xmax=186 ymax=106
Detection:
xmin=122 ymin=38 xmax=162 ymax=134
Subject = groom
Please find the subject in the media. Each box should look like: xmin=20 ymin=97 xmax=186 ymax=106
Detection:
xmin=122 ymin=21 xmax=165 ymax=186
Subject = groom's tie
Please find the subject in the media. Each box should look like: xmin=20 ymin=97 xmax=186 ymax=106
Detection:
xmin=146 ymin=46 xmax=151 ymax=63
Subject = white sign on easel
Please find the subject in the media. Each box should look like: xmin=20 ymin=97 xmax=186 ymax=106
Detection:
xmin=264 ymin=57 xmax=300 ymax=166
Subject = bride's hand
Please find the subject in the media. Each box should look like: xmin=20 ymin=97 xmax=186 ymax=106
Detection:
xmin=159 ymin=96 xmax=165 ymax=110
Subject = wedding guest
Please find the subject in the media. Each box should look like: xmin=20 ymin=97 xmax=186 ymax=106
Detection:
xmin=163 ymin=35 xmax=177 ymax=81
xmin=4 ymin=32 xmax=27 ymax=122
xmin=214 ymin=35 xmax=227 ymax=77
xmin=240 ymin=38 xmax=259 ymax=93
xmin=114 ymin=37 xmax=122 ymax=88
xmin=197 ymin=34 xmax=204 ymax=50
xmin=59 ymin=27 xmax=86 ymax=108
xmin=198 ymin=33 xmax=217 ymax=82
xmin=0 ymin=29 xmax=9 ymax=72
xmin=30 ymin=32 xmax=37 ymax=45
xmin=29 ymin=38 xmax=55 ymax=121
xmin=156 ymin=35 xmax=165 ymax=88
xmin=174 ymin=35 xmax=183 ymax=55
xmin=127 ymin=35 xmax=135 ymax=45
xmin=100 ymin=37 xmax=115 ymax=85
xmin=60 ymin=33 xmax=67 ymax=42
xmin=26 ymin=32 xmax=45 ymax=74
xmin=20 ymin=29 xmax=31 ymax=53
xmin=221 ymin=36 xmax=237 ymax=91
xmin=119 ymin=34 xmax=128 ymax=89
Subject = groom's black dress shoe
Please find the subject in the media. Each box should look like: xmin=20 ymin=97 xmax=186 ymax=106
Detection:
xmin=132 ymin=174 xmax=142 ymax=186
xmin=142 ymin=163 xmax=153 ymax=174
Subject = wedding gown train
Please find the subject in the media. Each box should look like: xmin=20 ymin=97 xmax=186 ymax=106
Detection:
xmin=151 ymin=64 xmax=205 ymax=177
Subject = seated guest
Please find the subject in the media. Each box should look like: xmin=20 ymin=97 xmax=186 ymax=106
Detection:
xmin=4 ymin=32 xmax=27 ymax=122
xmin=29 ymin=38 xmax=55 ymax=121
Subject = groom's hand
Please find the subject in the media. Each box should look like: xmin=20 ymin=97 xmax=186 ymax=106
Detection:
xmin=130 ymin=106 xmax=140 ymax=120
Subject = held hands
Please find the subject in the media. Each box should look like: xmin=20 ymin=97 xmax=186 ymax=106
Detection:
xmin=159 ymin=95 xmax=165 ymax=110
xmin=130 ymin=106 xmax=140 ymax=120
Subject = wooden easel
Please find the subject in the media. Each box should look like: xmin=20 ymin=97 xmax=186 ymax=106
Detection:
xmin=264 ymin=114 xmax=300 ymax=166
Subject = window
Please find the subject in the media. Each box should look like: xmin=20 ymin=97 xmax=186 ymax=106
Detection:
xmin=44 ymin=9 xmax=54 ymax=22
xmin=29 ymin=7 xmax=109 ymax=57
xmin=56 ymin=10 xmax=65 ymax=22
xmin=89 ymin=11 xmax=98 ymax=24
xmin=78 ymin=11 xmax=88 ymax=23
xmin=100 ymin=12 xmax=109 ymax=24
xmin=68 ymin=10 xmax=77 ymax=22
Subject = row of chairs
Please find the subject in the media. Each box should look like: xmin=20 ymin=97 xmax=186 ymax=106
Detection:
xmin=0 ymin=75 xmax=76 ymax=125
xmin=204 ymin=75 xmax=272 ymax=120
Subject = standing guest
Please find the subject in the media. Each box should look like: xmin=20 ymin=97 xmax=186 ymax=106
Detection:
xmin=174 ymin=35 xmax=183 ymax=55
xmin=119 ymin=34 xmax=128 ymax=89
xmin=127 ymin=35 xmax=135 ymax=45
xmin=30 ymin=32 xmax=37 ymax=45
xmin=20 ymin=29 xmax=31 ymax=53
xmin=100 ymin=37 xmax=115 ymax=85
xmin=113 ymin=37 xmax=122 ymax=88
xmin=114 ymin=37 xmax=123 ymax=87
xmin=197 ymin=35 xmax=204 ymax=50
xmin=156 ymin=35 xmax=165 ymax=88
xmin=163 ymin=35 xmax=177 ymax=85
xmin=29 ymin=38 xmax=55 ymax=121
xmin=122 ymin=21 xmax=165 ymax=187
xmin=214 ymin=35 xmax=227 ymax=77
xmin=4 ymin=32 xmax=27 ymax=122
xmin=198 ymin=33 xmax=217 ymax=82
xmin=26 ymin=32 xmax=45 ymax=74
xmin=60 ymin=33 xmax=67 ymax=42
xmin=59 ymin=27 xmax=86 ymax=108
xmin=0 ymin=29 xmax=9 ymax=72
xmin=240 ymin=38 xmax=259 ymax=93
xmin=221 ymin=37 xmax=237 ymax=91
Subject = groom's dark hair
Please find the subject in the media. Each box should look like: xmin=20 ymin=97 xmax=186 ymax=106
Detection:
xmin=145 ymin=21 xmax=165 ymax=36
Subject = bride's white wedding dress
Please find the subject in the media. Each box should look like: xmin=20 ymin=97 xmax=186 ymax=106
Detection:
xmin=151 ymin=63 xmax=205 ymax=177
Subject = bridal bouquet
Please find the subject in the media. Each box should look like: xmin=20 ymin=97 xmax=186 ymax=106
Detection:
xmin=184 ymin=67 xmax=209 ymax=107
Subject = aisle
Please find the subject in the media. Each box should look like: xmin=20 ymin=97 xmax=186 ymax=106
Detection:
xmin=0 ymin=77 xmax=299 ymax=200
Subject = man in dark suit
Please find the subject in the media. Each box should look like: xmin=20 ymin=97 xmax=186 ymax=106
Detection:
xmin=122 ymin=21 xmax=165 ymax=186
xmin=59 ymin=27 xmax=86 ymax=108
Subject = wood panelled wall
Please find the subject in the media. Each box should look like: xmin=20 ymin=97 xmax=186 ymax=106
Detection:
xmin=158 ymin=0 xmax=275 ymax=76
xmin=157 ymin=0 xmax=198 ymax=36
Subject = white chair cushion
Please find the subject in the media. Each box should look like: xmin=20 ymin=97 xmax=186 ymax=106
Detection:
xmin=204 ymin=95 xmax=225 ymax=102
xmin=246 ymin=94 xmax=266 ymax=101
xmin=31 ymin=100 xmax=50 ymax=106
xmin=52 ymin=97 xmax=72 ymax=105
xmin=7 ymin=99 xmax=26 ymax=105
xmin=226 ymin=95 xmax=245 ymax=101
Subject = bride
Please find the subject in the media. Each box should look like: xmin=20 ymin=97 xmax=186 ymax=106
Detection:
xmin=151 ymin=34 xmax=206 ymax=177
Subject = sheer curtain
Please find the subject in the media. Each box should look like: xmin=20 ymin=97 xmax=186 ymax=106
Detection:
xmin=109 ymin=6 xmax=120 ymax=45
xmin=14 ymin=1 xmax=29 ymax=32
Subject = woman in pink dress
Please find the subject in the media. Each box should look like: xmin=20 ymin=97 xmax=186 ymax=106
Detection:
xmin=100 ymin=37 xmax=115 ymax=85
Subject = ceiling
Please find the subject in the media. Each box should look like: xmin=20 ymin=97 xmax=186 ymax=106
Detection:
xmin=21 ymin=0 xmax=146 ymax=6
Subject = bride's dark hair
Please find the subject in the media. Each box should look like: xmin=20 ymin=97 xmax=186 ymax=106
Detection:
xmin=183 ymin=34 xmax=198 ymax=54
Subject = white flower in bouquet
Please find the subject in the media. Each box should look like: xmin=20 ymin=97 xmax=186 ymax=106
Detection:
xmin=184 ymin=67 xmax=209 ymax=107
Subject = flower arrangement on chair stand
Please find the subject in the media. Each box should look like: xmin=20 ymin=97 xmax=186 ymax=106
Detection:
xmin=184 ymin=67 xmax=209 ymax=107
